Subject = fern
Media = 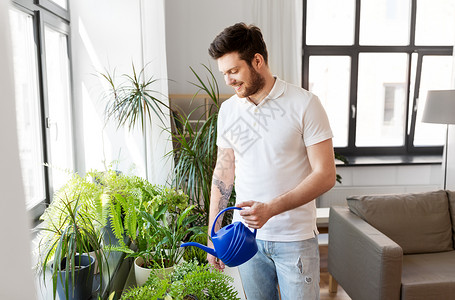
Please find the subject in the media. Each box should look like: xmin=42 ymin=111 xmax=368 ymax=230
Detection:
xmin=103 ymin=244 xmax=134 ymax=255
xmin=128 ymin=261 xmax=240 ymax=300
xmin=109 ymin=201 xmax=126 ymax=247
xmin=180 ymin=265 xmax=238 ymax=300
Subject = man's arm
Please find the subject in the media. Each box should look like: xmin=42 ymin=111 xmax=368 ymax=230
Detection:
xmin=238 ymin=138 xmax=336 ymax=229
xmin=207 ymin=147 xmax=235 ymax=270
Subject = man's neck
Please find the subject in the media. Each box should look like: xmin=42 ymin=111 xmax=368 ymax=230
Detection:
xmin=248 ymin=75 xmax=276 ymax=105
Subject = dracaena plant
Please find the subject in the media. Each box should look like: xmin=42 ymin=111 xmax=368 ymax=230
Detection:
xmin=36 ymin=180 xmax=108 ymax=300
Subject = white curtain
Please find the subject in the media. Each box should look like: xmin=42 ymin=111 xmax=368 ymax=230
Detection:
xmin=252 ymin=0 xmax=303 ymax=86
xmin=140 ymin=0 xmax=173 ymax=185
xmin=0 ymin=1 xmax=36 ymax=298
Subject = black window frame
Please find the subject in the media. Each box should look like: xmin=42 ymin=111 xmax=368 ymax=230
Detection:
xmin=11 ymin=0 xmax=72 ymax=225
xmin=302 ymin=0 xmax=453 ymax=157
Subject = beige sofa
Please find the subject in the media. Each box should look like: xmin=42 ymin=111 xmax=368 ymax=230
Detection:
xmin=328 ymin=190 xmax=455 ymax=300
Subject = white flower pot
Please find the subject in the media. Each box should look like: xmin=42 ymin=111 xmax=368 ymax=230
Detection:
xmin=88 ymin=249 xmax=102 ymax=274
xmin=134 ymin=256 xmax=174 ymax=286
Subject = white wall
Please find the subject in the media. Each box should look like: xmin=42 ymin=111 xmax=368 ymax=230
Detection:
xmin=319 ymin=164 xmax=442 ymax=207
xmin=448 ymin=127 xmax=455 ymax=189
xmin=165 ymin=0 xmax=255 ymax=95
xmin=447 ymin=40 xmax=455 ymax=189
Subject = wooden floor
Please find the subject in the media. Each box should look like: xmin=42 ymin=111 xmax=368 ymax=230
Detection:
xmin=319 ymin=245 xmax=351 ymax=300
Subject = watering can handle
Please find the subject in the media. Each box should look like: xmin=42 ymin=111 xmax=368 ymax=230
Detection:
xmin=211 ymin=206 xmax=257 ymax=237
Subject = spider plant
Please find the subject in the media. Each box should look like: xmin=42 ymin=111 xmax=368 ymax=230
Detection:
xmin=100 ymin=63 xmax=169 ymax=133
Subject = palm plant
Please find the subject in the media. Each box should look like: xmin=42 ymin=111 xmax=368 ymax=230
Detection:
xmin=168 ymin=65 xmax=235 ymax=225
xmin=100 ymin=63 xmax=168 ymax=133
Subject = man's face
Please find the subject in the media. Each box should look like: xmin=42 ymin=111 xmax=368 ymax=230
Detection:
xmin=217 ymin=52 xmax=265 ymax=99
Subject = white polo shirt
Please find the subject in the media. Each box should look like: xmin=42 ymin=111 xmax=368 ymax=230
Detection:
xmin=216 ymin=77 xmax=333 ymax=241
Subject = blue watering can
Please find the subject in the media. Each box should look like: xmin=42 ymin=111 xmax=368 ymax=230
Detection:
xmin=181 ymin=207 xmax=258 ymax=267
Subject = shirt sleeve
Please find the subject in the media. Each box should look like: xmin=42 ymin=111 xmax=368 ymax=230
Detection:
xmin=302 ymin=94 xmax=333 ymax=147
xmin=216 ymin=102 xmax=233 ymax=149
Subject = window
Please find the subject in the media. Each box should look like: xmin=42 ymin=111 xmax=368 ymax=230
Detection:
xmin=10 ymin=8 xmax=46 ymax=210
xmin=303 ymin=0 xmax=454 ymax=156
xmin=10 ymin=0 xmax=73 ymax=221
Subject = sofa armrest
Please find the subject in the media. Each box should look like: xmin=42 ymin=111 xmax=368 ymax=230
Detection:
xmin=328 ymin=207 xmax=403 ymax=300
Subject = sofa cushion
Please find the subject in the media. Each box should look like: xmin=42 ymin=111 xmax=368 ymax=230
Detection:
xmin=401 ymin=251 xmax=455 ymax=300
xmin=447 ymin=190 xmax=455 ymax=247
xmin=347 ymin=190 xmax=453 ymax=254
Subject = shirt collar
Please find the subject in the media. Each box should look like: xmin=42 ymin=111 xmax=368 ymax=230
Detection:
xmin=240 ymin=76 xmax=286 ymax=105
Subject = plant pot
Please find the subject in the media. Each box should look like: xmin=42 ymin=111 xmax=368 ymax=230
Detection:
xmin=134 ymin=256 xmax=174 ymax=287
xmin=55 ymin=254 xmax=95 ymax=300
xmin=87 ymin=248 xmax=102 ymax=274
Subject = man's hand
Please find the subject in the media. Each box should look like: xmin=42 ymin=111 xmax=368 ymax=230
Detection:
xmin=237 ymin=200 xmax=274 ymax=229
xmin=207 ymin=253 xmax=225 ymax=271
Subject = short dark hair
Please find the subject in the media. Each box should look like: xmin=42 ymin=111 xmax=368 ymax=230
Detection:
xmin=208 ymin=23 xmax=268 ymax=66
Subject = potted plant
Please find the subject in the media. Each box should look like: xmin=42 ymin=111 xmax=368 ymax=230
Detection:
xmin=133 ymin=204 xmax=206 ymax=286
xmin=36 ymin=180 xmax=108 ymax=300
xmin=99 ymin=171 xmax=200 ymax=285
xmin=100 ymin=63 xmax=168 ymax=133
xmin=101 ymin=171 xmax=184 ymax=251
xmin=120 ymin=260 xmax=239 ymax=299
xmin=168 ymin=65 xmax=236 ymax=226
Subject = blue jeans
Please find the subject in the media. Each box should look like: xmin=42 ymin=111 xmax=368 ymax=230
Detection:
xmin=237 ymin=237 xmax=320 ymax=300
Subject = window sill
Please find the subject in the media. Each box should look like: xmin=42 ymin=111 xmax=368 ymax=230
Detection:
xmin=336 ymin=154 xmax=442 ymax=167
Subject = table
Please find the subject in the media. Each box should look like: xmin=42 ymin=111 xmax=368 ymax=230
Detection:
xmin=316 ymin=207 xmax=330 ymax=234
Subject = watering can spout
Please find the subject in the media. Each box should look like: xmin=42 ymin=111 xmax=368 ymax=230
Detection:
xmin=180 ymin=242 xmax=217 ymax=258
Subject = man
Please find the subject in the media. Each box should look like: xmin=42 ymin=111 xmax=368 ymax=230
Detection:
xmin=206 ymin=23 xmax=336 ymax=300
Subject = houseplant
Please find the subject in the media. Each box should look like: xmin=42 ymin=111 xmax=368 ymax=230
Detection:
xmin=99 ymin=170 xmax=203 ymax=285
xmin=120 ymin=260 xmax=239 ymax=300
xmin=102 ymin=171 xmax=188 ymax=254
xmin=141 ymin=204 xmax=204 ymax=267
xmin=36 ymin=177 xmax=108 ymax=300
xmin=168 ymin=65 xmax=236 ymax=226
xmin=100 ymin=63 xmax=169 ymax=133
xmin=132 ymin=204 xmax=206 ymax=285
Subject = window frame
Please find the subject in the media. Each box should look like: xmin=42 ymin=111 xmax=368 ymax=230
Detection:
xmin=11 ymin=0 xmax=74 ymax=224
xmin=302 ymin=0 xmax=452 ymax=157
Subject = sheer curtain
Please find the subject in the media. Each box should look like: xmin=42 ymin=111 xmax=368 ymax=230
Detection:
xmin=252 ymin=0 xmax=303 ymax=86
xmin=140 ymin=0 xmax=173 ymax=185
xmin=0 ymin=0 xmax=35 ymax=297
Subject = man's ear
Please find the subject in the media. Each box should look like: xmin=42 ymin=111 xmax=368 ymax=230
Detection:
xmin=252 ymin=53 xmax=264 ymax=69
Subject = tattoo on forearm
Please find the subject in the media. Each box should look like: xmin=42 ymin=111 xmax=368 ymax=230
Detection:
xmin=213 ymin=178 xmax=233 ymax=228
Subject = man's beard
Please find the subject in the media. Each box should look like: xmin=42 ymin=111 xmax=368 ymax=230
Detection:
xmin=236 ymin=65 xmax=265 ymax=98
